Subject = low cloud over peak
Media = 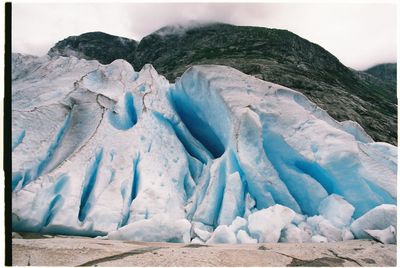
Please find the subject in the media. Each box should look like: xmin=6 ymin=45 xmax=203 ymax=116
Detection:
xmin=12 ymin=3 xmax=396 ymax=70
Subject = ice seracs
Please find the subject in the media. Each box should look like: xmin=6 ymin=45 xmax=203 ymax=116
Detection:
xmin=12 ymin=54 xmax=397 ymax=244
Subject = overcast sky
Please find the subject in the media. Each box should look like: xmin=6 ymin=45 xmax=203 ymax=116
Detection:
xmin=12 ymin=2 xmax=397 ymax=70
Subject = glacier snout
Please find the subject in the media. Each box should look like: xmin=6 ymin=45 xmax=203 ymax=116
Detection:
xmin=11 ymin=54 xmax=397 ymax=243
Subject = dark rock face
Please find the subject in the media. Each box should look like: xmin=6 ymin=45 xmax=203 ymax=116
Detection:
xmin=365 ymin=63 xmax=396 ymax=85
xmin=47 ymin=24 xmax=397 ymax=145
xmin=48 ymin=32 xmax=137 ymax=65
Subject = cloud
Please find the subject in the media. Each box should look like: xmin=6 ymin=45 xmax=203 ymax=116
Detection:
xmin=12 ymin=2 xmax=396 ymax=70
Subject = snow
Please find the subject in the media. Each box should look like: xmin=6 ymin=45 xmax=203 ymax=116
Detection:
xmin=12 ymin=54 xmax=397 ymax=243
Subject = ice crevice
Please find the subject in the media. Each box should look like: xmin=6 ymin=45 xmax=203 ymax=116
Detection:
xmin=30 ymin=108 xmax=73 ymax=180
xmin=151 ymin=110 xmax=210 ymax=165
xmin=261 ymin=120 xmax=330 ymax=216
xmin=12 ymin=129 xmax=25 ymax=151
xmin=11 ymin=57 xmax=397 ymax=244
xmin=12 ymin=97 xmax=106 ymax=192
xmin=107 ymin=91 xmax=138 ymax=130
xmin=235 ymin=108 xmax=301 ymax=214
xmin=12 ymin=108 xmax=73 ymax=191
xmin=119 ymin=155 xmax=141 ymax=228
xmin=42 ymin=174 xmax=69 ymax=228
xmin=169 ymin=87 xmax=225 ymax=159
xmin=78 ymin=148 xmax=104 ymax=222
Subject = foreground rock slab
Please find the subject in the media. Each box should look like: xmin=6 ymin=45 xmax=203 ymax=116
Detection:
xmin=12 ymin=235 xmax=396 ymax=266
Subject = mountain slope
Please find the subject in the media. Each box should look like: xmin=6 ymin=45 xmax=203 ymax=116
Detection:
xmin=133 ymin=24 xmax=397 ymax=145
xmin=12 ymin=54 xmax=397 ymax=243
xmin=48 ymin=31 xmax=137 ymax=65
xmin=47 ymin=24 xmax=397 ymax=145
xmin=365 ymin=63 xmax=396 ymax=86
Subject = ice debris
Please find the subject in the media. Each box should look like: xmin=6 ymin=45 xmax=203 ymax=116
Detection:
xmin=365 ymin=226 xmax=396 ymax=244
xmin=107 ymin=214 xmax=191 ymax=243
xmin=206 ymin=225 xmax=237 ymax=244
xmin=248 ymin=205 xmax=296 ymax=243
xmin=350 ymin=204 xmax=397 ymax=239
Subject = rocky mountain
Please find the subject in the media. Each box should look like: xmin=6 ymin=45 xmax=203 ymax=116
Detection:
xmin=365 ymin=63 xmax=396 ymax=85
xmin=48 ymin=31 xmax=137 ymax=65
xmin=47 ymin=23 xmax=397 ymax=145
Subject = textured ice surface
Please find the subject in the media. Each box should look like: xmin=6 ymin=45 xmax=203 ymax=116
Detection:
xmin=237 ymin=230 xmax=257 ymax=244
xmin=248 ymin=205 xmax=296 ymax=243
xmin=107 ymin=214 xmax=191 ymax=243
xmin=365 ymin=226 xmax=396 ymax=244
xmin=311 ymin=235 xmax=328 ymax=243
xmin=350 ymin=204 xmax=397 ymax=239
xmin=318 ymin=194 xmax=355 ymax=228
xmin=12 ymin=54 xmax=397 ymax=243
xmin=280 ymin=223 xmax=311 ymax=243
xmin=229 ymin=217 xmax=247 ymax=234
xmin=191 ymin=221 xmax=212 ymax=242
xmin=206 ymin=225 xmax=237 ymax=244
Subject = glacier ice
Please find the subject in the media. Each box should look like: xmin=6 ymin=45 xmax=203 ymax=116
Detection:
xmin=11 ymin=54 xmax=397 ymax=244
xmin=191 ymin=221 xmax=212 ymax=242
xmin=315 ymin=219 xmax=343 ymax=242
xmin=350 ymin=204 xmax=397 ymax=239
xmin=280 ymin=223 xmax=311 ymax=243
xmin=365 ymin=226 xmax=396 ymax=244
xmin=318 ymin=194 xmax=355 ymax=228
xmin=107 ymin=214 xmax=191 ymax=243
xmin=237 ymin=230 xmax=257 ymax=244
xmin=311 ymin=235 xmax=328 ymax=243
xmin=191 ymin=237 xmax=205 ymax=244
xmin=206 ymin=225 xmax=237 ymax=244
xmin=228 ymin=216 xmax=247 ymax=234
xmin=248 ymin=204 xmax=296 ymax=243
xmin=341 ymin=228 xmax=355 ymax=241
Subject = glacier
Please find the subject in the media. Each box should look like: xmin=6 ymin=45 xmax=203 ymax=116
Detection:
xmin=11 ymin=53 xmax=397 ymax=244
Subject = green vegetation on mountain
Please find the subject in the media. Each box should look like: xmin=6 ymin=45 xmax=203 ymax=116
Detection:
xmin=48 ymin=32 xmax=137 ymax=65
xmin=365 ymin=63 xmax=396 ymax=87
